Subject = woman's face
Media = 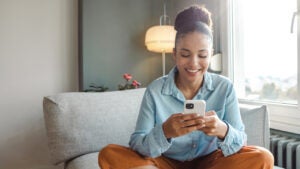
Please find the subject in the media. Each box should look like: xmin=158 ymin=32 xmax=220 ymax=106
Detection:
xmin=173 ymin=31 xmax=213 ymax=84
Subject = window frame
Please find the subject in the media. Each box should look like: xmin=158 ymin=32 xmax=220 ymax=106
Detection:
xmin=220 ymin=0 xmax=300 ymax=134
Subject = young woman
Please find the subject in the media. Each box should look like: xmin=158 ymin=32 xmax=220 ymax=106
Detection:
xmin=99 ymin=5 xmax=274 ymax=169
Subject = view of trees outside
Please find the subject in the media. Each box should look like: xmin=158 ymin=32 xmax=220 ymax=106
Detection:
xmin=244 ymin=75 xmax=297 ymax=104
xmin=239 ymin=0 xmax=298 ymax=104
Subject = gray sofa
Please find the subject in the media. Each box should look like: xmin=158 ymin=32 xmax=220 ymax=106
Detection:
xmin=43 ymin=88 xmax=278 ymax=169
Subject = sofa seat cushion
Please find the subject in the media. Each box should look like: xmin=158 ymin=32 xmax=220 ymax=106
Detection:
xmin=66 ymin=152 xmax=99 ymax=169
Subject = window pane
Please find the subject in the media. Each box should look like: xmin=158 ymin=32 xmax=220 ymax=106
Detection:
xmin=235 ymin=0 xmax=298 ymax=104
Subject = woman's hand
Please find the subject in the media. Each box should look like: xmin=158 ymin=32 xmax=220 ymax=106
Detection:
xmin=200 ymin=111 xmax=228 ymax=140
xmin=162 ymin=113 xmax=205 ymax=139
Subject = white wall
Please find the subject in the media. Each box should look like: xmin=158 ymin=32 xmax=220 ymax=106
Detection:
xmin=0 ymin=0 xmax=78 ymax=169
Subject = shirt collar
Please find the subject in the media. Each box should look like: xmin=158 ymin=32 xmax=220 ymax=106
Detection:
xmin=161 ymin=67 xmax=214 ymax=97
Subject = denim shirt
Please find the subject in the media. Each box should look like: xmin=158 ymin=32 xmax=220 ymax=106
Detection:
xmin=129 ymin=67 xmax=247 ymax=161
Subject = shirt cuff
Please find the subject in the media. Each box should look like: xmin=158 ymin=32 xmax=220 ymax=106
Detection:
xmin=217 ymin=122 xmax=243 ymax=156
xmin=152 ymin=124 xmax=172 ymax=151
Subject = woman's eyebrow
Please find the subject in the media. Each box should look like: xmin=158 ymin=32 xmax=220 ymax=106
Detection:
xmin=180 ymin=48 xmax=208 ymax=53
xmin=179 ymin=48 xmax=190 ymax=52
xmin=198 ymin=49 xmax=208 ymax=52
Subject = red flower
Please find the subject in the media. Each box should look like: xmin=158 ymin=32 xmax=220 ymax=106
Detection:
xmin=132 ymin=80 xmax=141 ymax=88
xmin=119 ymin=73 xmax=141 ymax=90
xmin=123 ymin=73 xmax=132 ymax=81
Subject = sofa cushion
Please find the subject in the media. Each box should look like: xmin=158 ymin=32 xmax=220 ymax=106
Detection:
xmin=43 ymin=88 xmax=146 ymax=165
xmin=239 ymin=104 xmax=269 ymax=149
xmin=65 ymin=152 xmax=99 ymax=169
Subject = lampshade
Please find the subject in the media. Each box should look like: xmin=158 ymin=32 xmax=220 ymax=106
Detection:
xmin=145 ymin=25 xmax=176 ymax=53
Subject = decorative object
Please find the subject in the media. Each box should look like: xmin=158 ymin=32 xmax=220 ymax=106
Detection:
xmin=118 ymin=73 xmax=141 ymax=90
xmin=84 ymin=83 xmax=109 ymax=92
xmin=145 ymin=1 xmax=176 ymax=76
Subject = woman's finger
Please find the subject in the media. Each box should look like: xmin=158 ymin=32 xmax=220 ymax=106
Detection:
xmin=182 ymin=118 xmax=205 ymax=127
xmin=205 ymin=110 xmax=216 ymax=116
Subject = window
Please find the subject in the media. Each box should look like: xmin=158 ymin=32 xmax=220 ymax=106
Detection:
xmin=222 ymin=0 xmax=300 ymax=133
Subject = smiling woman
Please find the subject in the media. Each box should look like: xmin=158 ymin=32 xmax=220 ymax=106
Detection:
xmin=98 ymin=5 xmax=274 ymax=169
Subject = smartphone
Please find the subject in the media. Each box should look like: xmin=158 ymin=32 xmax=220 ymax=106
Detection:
xmin=184 ymin=100 xmax=206 ymax=116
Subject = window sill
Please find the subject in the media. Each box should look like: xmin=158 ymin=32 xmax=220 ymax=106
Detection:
xmin=239 ymin=99 xmax=300 ymax=134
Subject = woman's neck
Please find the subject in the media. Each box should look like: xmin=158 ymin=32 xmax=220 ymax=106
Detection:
xmin=175 ymin=73 xmax=204 ymax=100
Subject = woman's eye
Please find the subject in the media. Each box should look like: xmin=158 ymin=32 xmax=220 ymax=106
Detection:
xmin=198 ymin=55 xmax=207 ymax=58
xmin=181 ymin=54 xmax=189 ymax=57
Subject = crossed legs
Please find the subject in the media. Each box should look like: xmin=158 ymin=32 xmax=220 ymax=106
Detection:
xmin=98 ymin=144 xmax=274 ymax=169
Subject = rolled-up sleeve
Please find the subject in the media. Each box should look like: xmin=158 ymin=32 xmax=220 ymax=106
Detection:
xmin=129 ymin=89 xmax=172 ymax=158
xmin=217 ymin=84 xmax=247 ymax=156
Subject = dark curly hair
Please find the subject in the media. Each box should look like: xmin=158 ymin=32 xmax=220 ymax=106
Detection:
xmin=174 ymin=5 xmax=213 ymax=48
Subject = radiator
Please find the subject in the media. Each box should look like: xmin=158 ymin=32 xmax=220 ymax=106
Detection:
xmin=270 ymin=134 xmax=300 ymax=169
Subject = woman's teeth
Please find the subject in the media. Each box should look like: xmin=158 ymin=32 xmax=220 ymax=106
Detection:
xmin=186 ymin=69 xmax=200 ymax=73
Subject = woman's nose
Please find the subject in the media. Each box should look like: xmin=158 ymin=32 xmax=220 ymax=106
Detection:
xmin=189 ymin=55 xmax=199 ymax=66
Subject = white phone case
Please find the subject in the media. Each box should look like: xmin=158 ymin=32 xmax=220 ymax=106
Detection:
xmin=184 ymin=100 xmax=206 ymax=116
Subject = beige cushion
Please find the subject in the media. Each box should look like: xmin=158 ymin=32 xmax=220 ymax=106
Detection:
xmin=240 ymin=104 xmax=269 ymax=149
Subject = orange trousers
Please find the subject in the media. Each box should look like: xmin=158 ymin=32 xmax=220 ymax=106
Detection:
xmin=98 ymin=144 xmax=274 ymax=169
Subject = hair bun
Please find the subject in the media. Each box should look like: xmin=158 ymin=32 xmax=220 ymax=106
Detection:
xmin=175 ymin=5 xmax=212 ymax=32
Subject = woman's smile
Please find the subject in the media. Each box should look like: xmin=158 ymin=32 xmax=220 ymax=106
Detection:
xmin=185 ymin=68 xmax=201 ymax=74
